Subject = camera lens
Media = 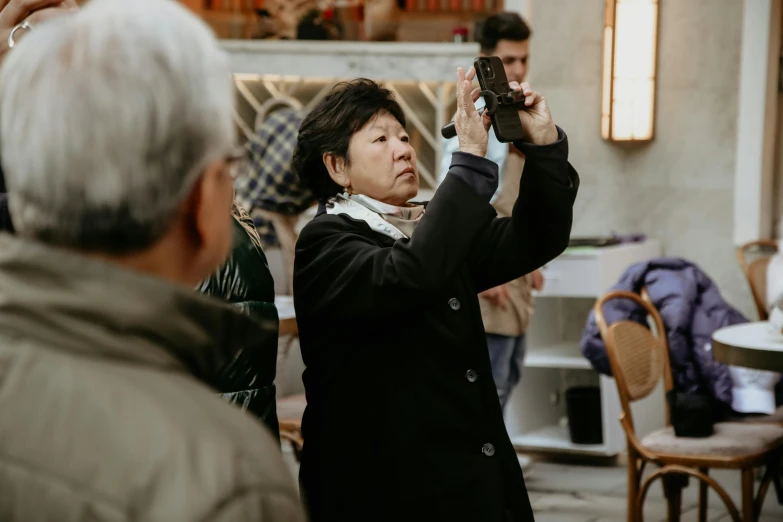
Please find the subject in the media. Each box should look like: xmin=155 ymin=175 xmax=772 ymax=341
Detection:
xmin=481 ymin=61 xmax=492 ymax=78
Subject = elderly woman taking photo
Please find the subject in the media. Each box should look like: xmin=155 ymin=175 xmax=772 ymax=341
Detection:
xmin=292 ymin=67 xmax=579 ymax=522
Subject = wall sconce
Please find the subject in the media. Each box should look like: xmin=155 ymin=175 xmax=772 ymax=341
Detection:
xmin=601 ymin=0 xmax=660 ymax=141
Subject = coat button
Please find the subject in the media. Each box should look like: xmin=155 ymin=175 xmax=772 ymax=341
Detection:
xmin=482 ymin=443 xmax=495 ymax=457
xmin=465 ymin=369 xmax=478 ymax=383
xmin=448 ymin=298 xmax=461 ymax=311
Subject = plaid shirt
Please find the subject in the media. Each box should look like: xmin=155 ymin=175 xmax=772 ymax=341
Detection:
xmin=235 ymin=108 xmax=315 ymax=248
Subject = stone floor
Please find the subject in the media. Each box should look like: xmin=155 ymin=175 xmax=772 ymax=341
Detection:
xmin=524 ymin=458 xmax=782 ymax=522
xmin=281 ymin=447 xmax=783 ymax=521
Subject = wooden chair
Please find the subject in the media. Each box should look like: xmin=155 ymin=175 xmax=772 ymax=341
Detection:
xmin=275 ymin=311 xmax=304 ymax=461
xmin=595 ymin=290 xmax=783 ymax=522
xmin=736 ymin=240 xmax=778 ymax=320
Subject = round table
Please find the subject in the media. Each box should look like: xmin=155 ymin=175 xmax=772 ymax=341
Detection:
xmin=712 ymin=322 xmax=783 ymax=373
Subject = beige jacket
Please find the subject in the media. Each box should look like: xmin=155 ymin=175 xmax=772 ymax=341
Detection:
xmin=479 ymin=150 xmax=536 ymax=337
xmin=0 ymin=235 xmax=305 ymax=522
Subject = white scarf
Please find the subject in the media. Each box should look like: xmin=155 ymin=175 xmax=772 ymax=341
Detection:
xmin=325 ymin=193 xmax=425 ymax=241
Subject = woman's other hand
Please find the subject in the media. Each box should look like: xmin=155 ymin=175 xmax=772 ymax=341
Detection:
xmin=455 ymin=66 xmax=491 ymax=158
xmin=480 ymin=284 xmax=510 ymax=310
xmin=0 ymin=0 xmax=76 ymax=61
xmin=531 ymin=269 xmax=545 ymax=291
xmin=509 ymin=81 xmax=558 ymax=146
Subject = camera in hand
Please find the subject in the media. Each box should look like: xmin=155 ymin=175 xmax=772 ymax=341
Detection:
xmin=478 ymin=58 xmax=495 ymax=80
xmin=441 ymin=56 xmax=527 ymax=143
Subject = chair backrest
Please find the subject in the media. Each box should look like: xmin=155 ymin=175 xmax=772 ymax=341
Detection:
xmin=594 ymin=290 xmax=674 ymax=431
xmin=736 ymin=240 xmax=778 ymax=320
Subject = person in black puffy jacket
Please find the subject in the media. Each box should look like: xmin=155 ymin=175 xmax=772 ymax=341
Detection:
xmin=199 ymin=202 xmax=281 ymax=439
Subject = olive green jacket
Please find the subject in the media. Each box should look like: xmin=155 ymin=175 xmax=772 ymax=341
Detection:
xmin=0 ymin=234 xmax=303 ymax=521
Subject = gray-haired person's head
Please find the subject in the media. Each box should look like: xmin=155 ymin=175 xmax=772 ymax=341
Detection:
xmin=0 ymin=0 xmax=240 ymax=285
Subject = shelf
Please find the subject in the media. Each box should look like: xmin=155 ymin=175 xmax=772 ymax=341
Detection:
xmin=537 ymin=240 xmax=662 ymax=298
xmin=524 ymin=343 xmax=591 ymax=370
xmin=222 ymin=40 xmax=479 ymax=82
xmin=511 ymin=425 xmax=616 ymax=457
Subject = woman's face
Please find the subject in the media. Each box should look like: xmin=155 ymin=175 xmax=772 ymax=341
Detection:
xmin=336 ymin=111 xmax=419 ymax=207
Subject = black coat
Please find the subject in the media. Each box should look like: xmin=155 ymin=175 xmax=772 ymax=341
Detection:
xmin=293 ymin=132 xmax=579 ymax=522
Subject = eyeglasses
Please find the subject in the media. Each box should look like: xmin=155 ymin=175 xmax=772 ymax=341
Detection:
xmin=224 ymin=147 xmax=248 ymax=180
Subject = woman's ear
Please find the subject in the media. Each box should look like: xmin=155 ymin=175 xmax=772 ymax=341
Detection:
xmin=323 ymin=152 xmax=349 ymax=191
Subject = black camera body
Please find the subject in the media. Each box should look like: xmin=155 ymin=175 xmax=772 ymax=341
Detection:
xmin=440 ymin=56 xmax=527 ymax=143
xmin=473 ymin=56 xmax=526 ymax=143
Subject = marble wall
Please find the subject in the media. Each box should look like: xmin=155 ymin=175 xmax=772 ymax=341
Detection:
xmin=528 ymin=0 xmax=754 ymax=316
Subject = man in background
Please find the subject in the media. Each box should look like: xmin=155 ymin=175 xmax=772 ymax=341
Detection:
xmin=438 ymin=11 xmax=544 ymax=471
xmin=440 ymin=11 xmax=532 ymax=198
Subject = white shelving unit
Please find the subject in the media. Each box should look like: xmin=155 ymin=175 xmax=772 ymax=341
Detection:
xmin=505 ymin=241 xmax=666 ymax=457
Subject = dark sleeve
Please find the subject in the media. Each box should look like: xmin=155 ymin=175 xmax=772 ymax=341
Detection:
xmin=294 ymin=174 xmax=497 ymax=320
xmin=447 ymin=151 xmax=499 ymax=201
xmin=468 ymin=127 xmax=580 ymax=293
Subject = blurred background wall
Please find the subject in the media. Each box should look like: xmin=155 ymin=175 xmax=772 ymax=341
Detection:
xmin=528 ymin=0 xmax=752 ymax=316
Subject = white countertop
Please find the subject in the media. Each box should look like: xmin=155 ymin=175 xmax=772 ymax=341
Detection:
xmin=222 ymin=40 xmax=479 ymax=82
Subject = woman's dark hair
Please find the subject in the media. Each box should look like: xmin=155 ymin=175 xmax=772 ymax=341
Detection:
xmin=293 ymin=79 xmax=407 ymax=203
xmin=479 ymin=12 xmax=531 ymax=54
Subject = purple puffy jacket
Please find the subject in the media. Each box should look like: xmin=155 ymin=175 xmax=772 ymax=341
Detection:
xmin=580 ymin=258 xmax=742 ymax=407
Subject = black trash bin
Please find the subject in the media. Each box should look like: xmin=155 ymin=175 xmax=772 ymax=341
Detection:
xmin=565 ymin=386 xmax=603 ymax=445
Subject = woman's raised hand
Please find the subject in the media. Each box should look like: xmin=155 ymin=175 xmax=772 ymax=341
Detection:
xmin=509 ymin=81 xmax=558 ymax=146
xmin=454 ymin=66 xmax=491 ymax=158
xmin=0 ymin=0 xmax=77 ymax=61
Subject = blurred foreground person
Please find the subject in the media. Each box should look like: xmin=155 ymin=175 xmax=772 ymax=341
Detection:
xmin=292 ymin=72 xmax=579 ymax=521
xmin=0 ymin=0 xmax=284 ymax=433
xmin=0 ymin=1 xmax=303 ymax=520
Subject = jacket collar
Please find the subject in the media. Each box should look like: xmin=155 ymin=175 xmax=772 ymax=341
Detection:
xmin=325 ymin=194 xmax=407 ymax=241
xmin=0 ymin=234 xmax=270 ymax=382
xmin=318 ymin=194 xmax=430 ymax=242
